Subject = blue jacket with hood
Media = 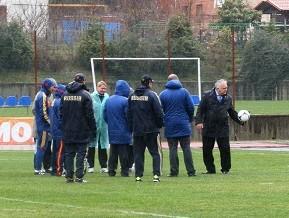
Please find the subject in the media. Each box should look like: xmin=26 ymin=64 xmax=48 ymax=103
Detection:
xmin=34 ymin=78 xmax=56 ymax=133
xmin=160 ymin=79 xmax=194 ymax=138
xmin=50 ymin=84 xmax=66 ymax=139
xmin=104 ymin=80 xmax=132 ymax=145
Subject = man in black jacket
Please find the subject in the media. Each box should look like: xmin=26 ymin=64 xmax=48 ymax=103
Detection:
xmin=195 ymin=79 xmax=243 ymax=175
xmin=128 ymin=75 xmax=164 ymax=182
xmin=60 ymin=73 xmax=96 ymax=183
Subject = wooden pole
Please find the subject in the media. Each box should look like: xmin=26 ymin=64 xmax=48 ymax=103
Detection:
xmin=33 ymin=30 xmax=38 ymax=96
xmin=231 ymin=28 xmax=236 ymax=108
xmin=167 ymin=30 xmax=172 ymax=76
xmin=101 ymin=29 xmax=107 ymax=82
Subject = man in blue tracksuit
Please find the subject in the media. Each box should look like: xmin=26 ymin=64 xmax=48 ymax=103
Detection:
xmin=34 ymin=78 xmax=57 ymax=175
xmin=50 ymin=84 xmax=66 ymax=176
xmin=128 ymin=75 xmax=164 ymax=182
xmin=160 ymin=74 xmax=196 ymax=177
xmin=104 ymin=80 xmax=132 ymax=177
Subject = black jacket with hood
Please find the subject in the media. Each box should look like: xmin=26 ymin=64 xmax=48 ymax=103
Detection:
xmin=60 ymin=81 xmax=96 ymax=144
xmin=128 ymin=85 xmax=163 ymax=136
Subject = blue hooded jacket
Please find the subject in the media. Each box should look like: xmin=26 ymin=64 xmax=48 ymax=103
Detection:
xmin=34 ymin=78 xmax=57 ymax=133
xmin=104 ymin=80 xmax=132 ymax=145
xmin=160 ymin=80 xmax=194 ymax=138
xmin=50 ymin=84 xmax=66 ymax=139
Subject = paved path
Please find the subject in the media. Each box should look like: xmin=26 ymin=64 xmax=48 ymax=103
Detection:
xmin=2 ymin=140 xmax=289 ymax=151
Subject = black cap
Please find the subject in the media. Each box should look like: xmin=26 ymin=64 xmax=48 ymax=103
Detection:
xmin=74 ymin=73 xmax=85 ymax=83
xmin=141 ymin=75 xmax=154 ymax=86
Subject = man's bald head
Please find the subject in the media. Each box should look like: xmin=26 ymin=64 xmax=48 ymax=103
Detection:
xmin=168 ymin=74 xmax=179 ymax=81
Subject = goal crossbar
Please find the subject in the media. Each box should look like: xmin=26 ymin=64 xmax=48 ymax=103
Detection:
xmin=90 ymin=57 xmax=201 ymax=99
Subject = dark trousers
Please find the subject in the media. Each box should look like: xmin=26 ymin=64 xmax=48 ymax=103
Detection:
xmin=167 ymin=136 xmax=195 ymax=176
xmin=51 ymin=139 xmax=65 ymax=176
xmin=108 ymin=144 xmax=129 ymax=176
xmin=87 ymin=144 xmax=108 ymax=169
xmin=202 ymin=136 xmax=231 ymax=173
xmin=127 ymin=145 xmax=134 ymax=168
xmin=133 ymin=133 xmax=161 ymax=178
xmin=35 ymin=131 xmax=51 ymax=171
xmin=64 ymin=143 xmax=87 ymax=179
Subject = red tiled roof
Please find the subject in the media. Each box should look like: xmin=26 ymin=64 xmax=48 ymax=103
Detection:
xmin=255 ymin=0 xmax=289 ymax=11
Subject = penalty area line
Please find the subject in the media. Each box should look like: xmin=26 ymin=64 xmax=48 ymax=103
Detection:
xmin=0 ymin=197 xmax=189 ymax=218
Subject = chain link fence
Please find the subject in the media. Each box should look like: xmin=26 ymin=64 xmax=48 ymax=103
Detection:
xmin=1 ymin=3 xmax=289 ymax=100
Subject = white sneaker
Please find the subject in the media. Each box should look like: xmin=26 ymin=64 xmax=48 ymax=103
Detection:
xmin=87 ymin=168 xmax=94 ymax=173
xmin=153 ymin=175 xmax=160 ymax=183
xmin=129 ymin=165 xmax=135 ymax=173
xmin=100 ymin=168 xmax=108 ymax=173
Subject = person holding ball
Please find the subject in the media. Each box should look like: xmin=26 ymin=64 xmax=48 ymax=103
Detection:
xmin=195 ymin=79 xmax=245 ymax=175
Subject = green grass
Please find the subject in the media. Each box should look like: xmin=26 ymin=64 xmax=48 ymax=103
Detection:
xmin=1 ymin=100 xmax=289 ymax=117
xmin=1 ymin=149 xmax=289 ymax=217
xmin=236 ymin=100 xmax=289 ymax=115
xmin=0 ymin=107 xmax=33 ymax=117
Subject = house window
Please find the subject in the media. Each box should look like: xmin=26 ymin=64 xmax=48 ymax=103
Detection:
xmin=196 ymin=4 xmax=203 ymax=17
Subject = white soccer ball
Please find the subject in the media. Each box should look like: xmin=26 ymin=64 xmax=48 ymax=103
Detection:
xmin=238 ymin=110 xmax=250 ymax=122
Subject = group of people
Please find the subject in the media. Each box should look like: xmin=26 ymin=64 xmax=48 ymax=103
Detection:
xmin=33 ymin=72 xmax=245 ymax=183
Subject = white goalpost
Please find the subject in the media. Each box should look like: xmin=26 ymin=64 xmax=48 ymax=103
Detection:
xmin=90 ymin=57 xmax=201 ymax=99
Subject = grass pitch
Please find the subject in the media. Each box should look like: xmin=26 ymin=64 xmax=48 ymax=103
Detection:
xmin=1 ymin=149 xmax=289 ymax=217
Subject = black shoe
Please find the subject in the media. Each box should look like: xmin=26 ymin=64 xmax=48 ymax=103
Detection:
xmin=188 ymin=173 xmax=196 ymax=177
xmin=202 ymin=171 xmax=216 ymax=174
xmin=75 ymin=178 xmax=87 ymax=183
xmin=167 ymin=174 xmax=178 ymax=177
xmin=66 ymin=178 xmax=74 ymax=183
xmin=221 ymin=170 xmax=229 ymax=175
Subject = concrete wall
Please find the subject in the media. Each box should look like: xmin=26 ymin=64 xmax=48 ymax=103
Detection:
xmin=172 ymin=115 xmax=289 ymax=141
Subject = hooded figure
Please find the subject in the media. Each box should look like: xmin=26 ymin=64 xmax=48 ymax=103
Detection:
xmin=104 ymin=80 xmax=131 ymax=145
xmin=50 ymin=83 xmax=66 ymax=176
xmin=34 ymin=78 xmax=57 ymax=175
xmin=60 ymin=73 xmax=96 ymax=183
xmin=104 ymin=80 xmax=132 ymax=176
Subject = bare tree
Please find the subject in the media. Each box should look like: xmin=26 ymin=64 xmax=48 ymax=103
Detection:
xmin=10 ymin=0 xmax=48 ymax=37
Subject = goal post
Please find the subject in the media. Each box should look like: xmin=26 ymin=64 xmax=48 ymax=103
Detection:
xmin=90 ymin=57 xmax=201 ymax=99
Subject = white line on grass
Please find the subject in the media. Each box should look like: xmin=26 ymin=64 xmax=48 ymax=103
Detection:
xmin=119 ymin=210 xmax=190 ymax=218
xmin=0 ymin=197 xmax=83 ymax=209
xmin=0 ymin=197 xmax=189 ymax=218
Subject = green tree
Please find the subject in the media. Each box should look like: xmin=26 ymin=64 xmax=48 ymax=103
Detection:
xmin=218 ymin=0 xmax=261 ymax=27
xmin=0 ymin=22 xmax=32 ymax=71
xmin=167 ymin=15 xmax=202 ymax=78
xmin=240 ymin=30 xmax=289 ymax=99
xmin=77 ymin=23 xmax=104 ymax=69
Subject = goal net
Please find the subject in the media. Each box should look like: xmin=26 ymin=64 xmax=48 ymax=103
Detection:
xmin=90 ymin=57 xmax=201 ymax=99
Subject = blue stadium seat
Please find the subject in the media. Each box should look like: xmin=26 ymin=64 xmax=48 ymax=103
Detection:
xmin=18 ymin=96 xmax=32 ymax=107
xmin=5 ymin=96 xmax=18 ymax=107
xmin=0 ymin=96 xmax=4 ymax=107
xmin=191 ymin=95 xmax=200 ymax=106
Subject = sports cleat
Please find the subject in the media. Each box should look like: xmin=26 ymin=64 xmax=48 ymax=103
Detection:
xmin=221 ymin=170 xmax=229 ymax=175
xmin=153 ymin=175 xmax=160 ymax=183
xmin=100 ymin=168 xmax=108 ymax=173
xmin=34 ymin=170 xmax=45 ymax=175
xmin=135 ymin=177 xmax=142 ymax=182
xmin=87 ymin=168 xmax=94 ymax=173
xmin=75 ymin=178 xmax=88 ymax=183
